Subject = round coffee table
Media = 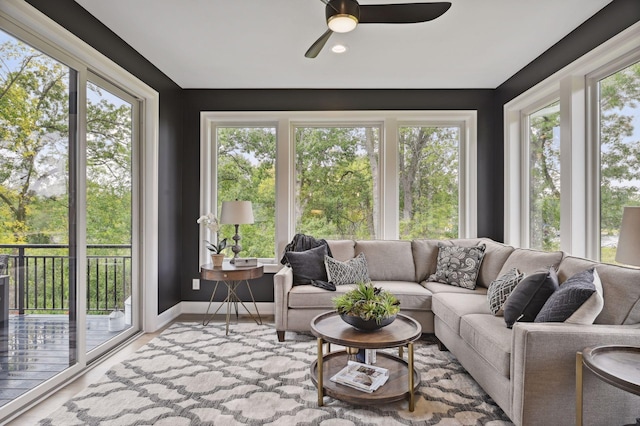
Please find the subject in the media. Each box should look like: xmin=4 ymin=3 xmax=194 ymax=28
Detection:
xmin=310 ymin=311 xmax=422 ymax=411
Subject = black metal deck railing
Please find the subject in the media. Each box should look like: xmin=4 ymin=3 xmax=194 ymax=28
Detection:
xmin=0 ymin=244 xmax=131 ymax=314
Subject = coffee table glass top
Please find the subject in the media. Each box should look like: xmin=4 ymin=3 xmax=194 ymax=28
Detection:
xmin=310 ymin=311 xmax=422 ymax=349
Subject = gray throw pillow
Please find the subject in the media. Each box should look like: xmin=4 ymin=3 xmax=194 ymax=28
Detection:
xmin=503 ymin=267 xmax=558 ymax=328
xmin=534 ymin=268 xmax=603 ymax=324
xmin=284 ymin=244 xmax=328 ymax=286
xmin=487 ymin=268 xmax=525 ymax=316
xmin=427 ymin=243 xmax=486 ymax=289
xmin=324 ymin=253 xmax=370 ymax=285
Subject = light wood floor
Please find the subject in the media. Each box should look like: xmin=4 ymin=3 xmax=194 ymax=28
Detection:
xmin=6 ymin=314 xmax=273 ymax=425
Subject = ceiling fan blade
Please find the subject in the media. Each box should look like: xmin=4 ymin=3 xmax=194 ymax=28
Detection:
xmin=359 ymin=2 xmax=451 ymax=24
xmin=305 ymin=29 xmax=334 ymax=58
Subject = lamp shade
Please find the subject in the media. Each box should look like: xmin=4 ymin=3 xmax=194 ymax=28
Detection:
xmin=615 ymin=206 xmax=640 ymax=267
xmin=220 ymin=200 xmax=254 ymax=225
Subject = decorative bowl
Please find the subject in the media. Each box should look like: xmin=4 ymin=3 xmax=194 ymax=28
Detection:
xmin=340 ymin=313 xmax=396 ymax=332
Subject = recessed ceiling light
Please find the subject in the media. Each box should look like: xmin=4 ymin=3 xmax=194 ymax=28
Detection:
xmin=332 ymin=44 xmax=348 ymax=54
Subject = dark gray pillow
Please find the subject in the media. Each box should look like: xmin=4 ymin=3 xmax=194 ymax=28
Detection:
xmin=503 ymin=267 xmax=558 ymax=328
xmin=534 ymin=268 xmax=599 ymax=323
xmin=285 ymin=244 xmax=328 ymax=286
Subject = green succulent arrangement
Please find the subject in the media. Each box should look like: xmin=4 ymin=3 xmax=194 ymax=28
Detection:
xmin=333 ymin=282 xmax=400 ymax=324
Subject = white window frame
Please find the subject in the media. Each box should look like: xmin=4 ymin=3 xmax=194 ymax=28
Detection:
xmin=0 ymin=1 xmax=160 ymax=421
xmin=200 ymin=110 xmax=477 ymax=273
xmin=504 ymin=21 xmax=640 ymax=258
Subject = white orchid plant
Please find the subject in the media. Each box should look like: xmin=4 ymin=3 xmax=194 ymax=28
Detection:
xmin=197 ymin=212 xmax=227 ymax=254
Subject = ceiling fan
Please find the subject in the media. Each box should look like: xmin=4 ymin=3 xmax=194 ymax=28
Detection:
xmin=305 ymin=0 xmax=452 ymax=58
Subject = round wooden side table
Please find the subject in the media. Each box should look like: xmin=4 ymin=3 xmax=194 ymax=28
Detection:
xmin=200 ymin=262 xmax=263 ymax=334
xmin=576 ymin=345 xmax=640 ymax=426
xmin=310 ymin=311 xmax=422 ymax=411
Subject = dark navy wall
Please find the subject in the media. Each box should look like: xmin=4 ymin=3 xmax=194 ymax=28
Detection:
xmin=181 ymin=89 xmax=496 ymax=301
xmin=24 ymin=0 xmax=640 ymax=306
xmin=25 ymin=0 xmax=184 ymax=314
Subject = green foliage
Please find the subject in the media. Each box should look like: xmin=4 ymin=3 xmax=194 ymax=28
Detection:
xmin=205 ymin=238 xmax=227 ymax=254
xmin=333 ymin=282 xmax=400 ymax=323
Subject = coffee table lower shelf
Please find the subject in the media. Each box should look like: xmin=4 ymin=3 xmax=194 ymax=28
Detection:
xmin=310 ymin=351 xmax=421 ymax=406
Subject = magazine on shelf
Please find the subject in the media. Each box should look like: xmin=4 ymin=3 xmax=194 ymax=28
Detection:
xmin=330 ymin=360 xmax=389 ymax=393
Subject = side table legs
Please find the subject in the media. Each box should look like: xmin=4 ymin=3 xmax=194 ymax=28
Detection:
xmin=576 ymin=351 xmax=583 ymax=426
xmin=317 ymin=338 xmax=324 ymax=406
xmin=408 ymin=342 xmax=415 ymax=412
xmin=202 ymin=280 xmax=263 ymax=334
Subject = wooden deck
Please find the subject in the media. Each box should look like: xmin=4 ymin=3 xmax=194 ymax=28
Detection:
xmin=0 ymin=315 xmax=128 ymax=407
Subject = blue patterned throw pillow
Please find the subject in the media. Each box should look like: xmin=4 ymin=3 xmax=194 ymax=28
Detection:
xmin=534 ymin=268 xmax=603 ymax=324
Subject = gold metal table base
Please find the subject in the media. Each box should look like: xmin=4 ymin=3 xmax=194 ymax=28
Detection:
xmin=202 ymin=279 xmax=262 ymax=334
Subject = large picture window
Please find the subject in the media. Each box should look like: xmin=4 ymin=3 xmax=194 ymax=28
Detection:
xmin=597 ymin=61 xmax=640 ymax=263
xmin=201 ymin=111 xmax=477 ymax=265
xmin=504 ymin=23 xmax=640 ymax=260
xmin=295 ymin=125 xmax=380 ymax=240
xmin=528 ymin=101 xmax=560 ymax=251
xmin=216 ymin=126 xmax=276 ymax=258
xmin=398 ymin=125 xmax=461 ymax=240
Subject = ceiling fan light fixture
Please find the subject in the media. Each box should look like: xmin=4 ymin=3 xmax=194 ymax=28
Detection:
xmin=327 ymin=14 xmax=358 ymax=33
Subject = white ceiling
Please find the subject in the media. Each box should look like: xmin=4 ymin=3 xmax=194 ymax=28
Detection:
xmin=74 ymin=0 xmax=613 ymax=89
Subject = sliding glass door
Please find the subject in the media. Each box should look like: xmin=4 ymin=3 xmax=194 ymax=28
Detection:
xmin=0 ymin=27 xmax=141 ymax=408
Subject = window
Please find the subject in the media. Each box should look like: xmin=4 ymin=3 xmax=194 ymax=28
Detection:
xmin=201 ymin=111 xmax=477 ymax=267
xmin=398 ymin=125 xmax=461 ymax=240
xmin=527 ymin=101 xmax=560 ymax=251
xmin=504 ymin=23 xmax=640 ymax=260
xmin=295 ymin=125 xmax=380 ymax=239
xmin=216 ymin=126 xmax=276 ymax=258
xmin=596 ymin=61 xmax=640 ymax=263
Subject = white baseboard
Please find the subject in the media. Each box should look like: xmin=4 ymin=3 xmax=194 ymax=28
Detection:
xmin=148 ymin=302 xmax=182 ymax=332
xmin=180 ymin=301 xmax=274 ymax=316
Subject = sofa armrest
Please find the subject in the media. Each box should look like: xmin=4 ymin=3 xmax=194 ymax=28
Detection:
xmin=274 ymin=266 xmax=293 ymax=331
xmin=511 ymin=322 xmax=640 ymax=426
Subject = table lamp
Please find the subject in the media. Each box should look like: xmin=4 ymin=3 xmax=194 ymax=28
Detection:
xmin=220 ymin=200 xmax=254 ymax=264
xmin=615 ymin=206 xmax=640 ymax=267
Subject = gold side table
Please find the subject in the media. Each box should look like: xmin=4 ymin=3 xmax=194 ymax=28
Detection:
xmin=576 ymin=345 xmax=640 ymax=426
xmin=200 ymin=262 xmax=264 ymax=335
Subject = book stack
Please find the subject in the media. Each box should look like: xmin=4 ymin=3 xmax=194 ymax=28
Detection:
xmin=330 ymin=360 xmax=389 ymax=393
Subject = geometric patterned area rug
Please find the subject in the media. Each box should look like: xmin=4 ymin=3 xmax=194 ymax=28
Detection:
xmin=39 ymin=322 xmax=514 ymax=425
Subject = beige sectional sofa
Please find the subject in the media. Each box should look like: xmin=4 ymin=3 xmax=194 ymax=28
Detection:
xmin=273 ymin=237 xmax=640 ymax=426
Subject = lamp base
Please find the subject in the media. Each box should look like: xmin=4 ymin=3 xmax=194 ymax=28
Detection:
xmin=230 ymin=224 xmax=242 ymax=263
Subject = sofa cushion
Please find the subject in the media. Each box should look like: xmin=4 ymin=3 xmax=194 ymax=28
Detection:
xmin=428 ymin=243 xmax=486 ymax=289
xmin=327 ymin=240 xmax=356 ymax=261
xmin=423 ymin=281 xmax=488 ymax=295
xmin=460 ymin=314 xmax=512 ymax=378
xmin=487 ymin=268 xmax=524 ymax=315
xmin=324 ymin=253 xmax=370 ymax=285
xmin=284 ymin=244 xmax=329 ymax=286
xmin=431 ymin=292 xmax=490 ymax=334
xmin=355 ymin=240 xmax=416 ymax=282
xmin=503 ymin=268 xmax=559 ymax=328
xmin=558 ymin=256 xmax=640 ymax=325
xmin=535 ymin=268 xmax=603 ymax=324
xmin=477 ymin=239 xmax=516 ymax=288
xmin=288 ymin=281 xmax=432 ymax=311
xmin=498 ymin=247 xmax=563 ymax=277
xmin=412 ymin=239 xmax=443 ymax=282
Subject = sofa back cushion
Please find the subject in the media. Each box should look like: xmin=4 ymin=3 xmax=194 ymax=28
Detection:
xmin=498 ymin=248 xmax=564 ymax=277
xmin=412 ymin=239 xmax=446 ymax=282
xmin=355 ymin=240 xmax=416 ymax=282
xmin=327 ymin=240 xmax=356 ymax=261
xmin=558 ymin=256 xmax=640 ymax=325
xmin=477 ymin=239 xmax=515 ymax=288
